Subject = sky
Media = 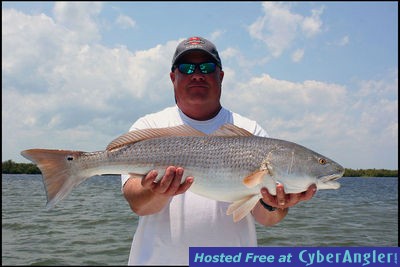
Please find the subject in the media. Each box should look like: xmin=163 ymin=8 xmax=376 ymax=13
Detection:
xmin=2 ymin=1 xmax=398 ymax=170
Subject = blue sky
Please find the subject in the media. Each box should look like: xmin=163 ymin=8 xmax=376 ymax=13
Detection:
xmin=2 ymin=2 xmax=398 ymax=170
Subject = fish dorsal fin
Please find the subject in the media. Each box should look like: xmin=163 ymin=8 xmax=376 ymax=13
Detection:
xmin=106 ymin=125 xmax=206 ymax=151
xmin=210 ymin=123 xmax=254 ymax=137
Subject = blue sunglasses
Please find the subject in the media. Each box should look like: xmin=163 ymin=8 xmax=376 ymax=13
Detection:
xmin=173 ymin=62 xmax=217 ymax=74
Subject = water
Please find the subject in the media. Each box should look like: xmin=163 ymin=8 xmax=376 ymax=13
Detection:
xmin=2 ymin=174 xmax=398 ymax=265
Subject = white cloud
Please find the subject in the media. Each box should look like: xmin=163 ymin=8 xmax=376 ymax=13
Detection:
xmin=223 ymin=74 xmax=347 ymax=130
xmin=220 ymin=47 xmax=270 ymax=78
xmin=338 ymin=35 xmax=349 ymax=46
xmin=248 ymin=2 xmax=323 ymax=58
xmin=301 ymin=6 xmax=323 ymax=37
xmin=327 ymin=35 xmax=350 ymax=47
xmin=210 ymin=30 xmax=224 ymax=41
xmin=292 ymin=48 xmax=304 ymax=62
xmin=220 ymin=47 xmax=240 ymax=59
xmin=115 ymin=14 xmax=136 ymax=29
xmin=2 ymin=6 xmax=177 ymax=160
xmin=53 ymin=2 xmax=103 ymax=43
xmin=222 ymin=71 xmax=398 ymax=169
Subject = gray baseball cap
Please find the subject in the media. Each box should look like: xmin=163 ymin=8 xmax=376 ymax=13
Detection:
xmin=171 ymin=36 xmax=222 ymax=70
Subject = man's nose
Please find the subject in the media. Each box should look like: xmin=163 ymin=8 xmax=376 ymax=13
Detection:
xmin=190 ymin=69 xmax=205 ymax=80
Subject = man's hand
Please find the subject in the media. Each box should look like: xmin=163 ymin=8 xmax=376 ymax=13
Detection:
xmin=123 ymin=166 xmax=193 ymax=216
xmin=141 ymin=166 xmax=194 ymax=196
xmin=251 ymin=183 xmax=317 ymax=226
xmin=261 ymin=183 xmax=317 ymax=209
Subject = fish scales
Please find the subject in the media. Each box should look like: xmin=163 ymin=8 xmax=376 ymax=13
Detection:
xmin=116 ymin=136 xmax=265 ymax=173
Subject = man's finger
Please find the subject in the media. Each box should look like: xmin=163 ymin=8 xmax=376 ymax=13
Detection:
xmin=164 ymin=167 xmax=184 ymax=195
xmin=276 ymin=183 xmax=287 ymax=206
xmin=141 ymin=170 xmax=158 ymax=188
xmin=175 ymin=177 xmax=194 ymax=195
xmin=302 ymin=184 xmax=317 ymax=200
xmin=157 ymin=166 xmax=177 ymax=193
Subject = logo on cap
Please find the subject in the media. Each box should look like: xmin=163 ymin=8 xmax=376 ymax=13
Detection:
xmin=184 ymin=37 xmax=205 ymax=48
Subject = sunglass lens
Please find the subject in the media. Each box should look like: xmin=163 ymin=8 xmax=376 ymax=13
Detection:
xmin=178 ymin=64 xmax=195 ymax=74
xmin=177 ymin=62 xmax=216 ymax=74
xmin=199 ymin=63 xmax=216 ymax=74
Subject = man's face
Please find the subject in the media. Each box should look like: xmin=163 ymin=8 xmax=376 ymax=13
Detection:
xmin=170 ymin=51 xmax=224 ymax=110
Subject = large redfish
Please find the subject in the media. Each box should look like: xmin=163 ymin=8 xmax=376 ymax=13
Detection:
xmin=21 ymin=124 xmax=344 ymax=222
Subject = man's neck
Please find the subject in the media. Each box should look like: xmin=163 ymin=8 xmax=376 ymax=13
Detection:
xmin=178 ymin=104 xmax=222 ymax=121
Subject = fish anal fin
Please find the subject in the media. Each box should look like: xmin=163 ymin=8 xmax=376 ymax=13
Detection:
xmin=227 ymin=194 xmax=260 ymax=222
xmin=242 ymin=169 xmax=268 ymax=188
xmin=226 ymin=195 xmax=252 ymax=215
xmin=211 ymin=124 xmax=254 ymax=137
xmin=106 ymin=125 xmax=206 ymax=151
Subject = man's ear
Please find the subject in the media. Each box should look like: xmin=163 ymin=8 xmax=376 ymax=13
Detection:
xmin=170 ymin=71 xmax=175 ymax=82
xmin=219 ymin=70 xmax=224 ymax=82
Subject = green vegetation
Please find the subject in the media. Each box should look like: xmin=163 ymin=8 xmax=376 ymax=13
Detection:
xmin=2 ymin=160 xmax=41 ymax=174
xmin=343 ymin=168 xmax=397 ymax=177
xmin=1 ymin=160 xmax=398 ymax=177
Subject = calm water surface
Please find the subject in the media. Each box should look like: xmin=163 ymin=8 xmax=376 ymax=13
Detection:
xmin=2 ymin=174 xmax=398 ymax=265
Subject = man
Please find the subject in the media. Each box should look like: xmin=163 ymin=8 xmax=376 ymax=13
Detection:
xmin=121 ymin=36 xmax=316 ymax=265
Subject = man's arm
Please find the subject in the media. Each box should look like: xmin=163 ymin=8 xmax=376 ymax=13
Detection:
xmin=122 ymin=166 xmax=194 ymax=216
xmin=252 ymin=183 xmax=317 ymax=226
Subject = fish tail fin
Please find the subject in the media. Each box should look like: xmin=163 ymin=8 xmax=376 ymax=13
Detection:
xmin=21 ymin=149 xmax=86 ymax=209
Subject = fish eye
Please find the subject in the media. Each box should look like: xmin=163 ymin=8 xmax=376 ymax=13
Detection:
xmin=66 ymin=155 xmax=74 ymax=161
xmin=318 ymin=158 xmax=327 ymax=165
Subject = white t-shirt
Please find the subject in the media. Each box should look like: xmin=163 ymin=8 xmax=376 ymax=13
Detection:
xmin=122 ymin=105 xmax=268 ymax=265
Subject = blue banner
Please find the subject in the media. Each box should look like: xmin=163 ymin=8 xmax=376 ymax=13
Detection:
xmin=189 ymin=247 xmax=399 ymax=267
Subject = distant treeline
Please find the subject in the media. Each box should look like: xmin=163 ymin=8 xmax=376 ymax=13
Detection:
xmin=2 ymin=160 xmax=41 ymax=174
xmin=343 ymin=168 xmax=398 ymax=177
xmin=1 ymin=160 xmax=398 ymax=177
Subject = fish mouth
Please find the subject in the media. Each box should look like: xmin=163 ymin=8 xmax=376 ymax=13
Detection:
xmin=318 ymin=170 xmax=345 ymax=182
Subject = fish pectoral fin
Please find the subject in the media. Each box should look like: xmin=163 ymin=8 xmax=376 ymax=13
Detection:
xmin=227 ymin=194 xmax=260 ymax=222
xmin=210 ymin=124 xmax=254 ymax=137
xmin=242 ymin=170 xmax=268 ymax=188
